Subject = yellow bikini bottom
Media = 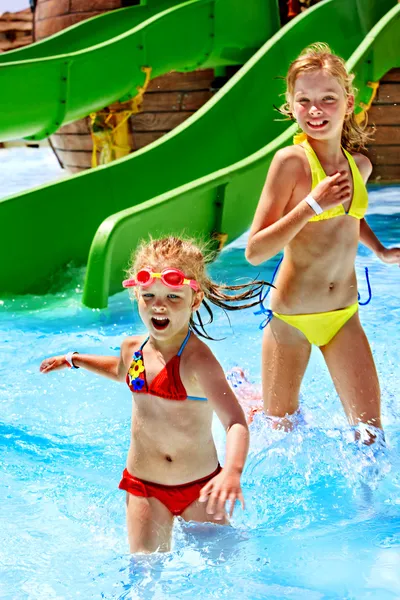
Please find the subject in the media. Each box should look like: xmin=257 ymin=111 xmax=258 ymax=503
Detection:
xmin=273 ymin=301 xmax=359 ymax=347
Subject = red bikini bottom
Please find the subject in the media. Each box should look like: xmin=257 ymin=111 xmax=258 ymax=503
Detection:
xmin=119 ymin=464 xmax=221 ymax=516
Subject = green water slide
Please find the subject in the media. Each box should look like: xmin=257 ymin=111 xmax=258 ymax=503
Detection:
xmin=0 ymin=0 xmax=279 ymax=293
xmin=0 ymin=0 xmax=277 ymax=140
xmin=0 ymin=0 xmax=399 ymax=308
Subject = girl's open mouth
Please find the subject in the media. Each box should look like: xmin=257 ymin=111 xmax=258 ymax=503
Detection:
xmin=151 ymin=317 xmax=170 ymax=330
xmin=307 ymin=120 xmax=329 ymax=130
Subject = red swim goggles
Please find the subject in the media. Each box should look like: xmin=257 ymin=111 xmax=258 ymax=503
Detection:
xmin=122 ymin=268 xmax=200 ymax=291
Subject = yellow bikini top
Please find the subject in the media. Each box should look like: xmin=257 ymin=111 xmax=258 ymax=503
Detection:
xmin=293 ymin=133 xmax=368 ymax=221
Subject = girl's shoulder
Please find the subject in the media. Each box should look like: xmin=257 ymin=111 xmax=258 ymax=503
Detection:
xmin=271 ymin=145 xmax=309 ymax=175
xmin=267 ymin=145 xmax=310 ymax=190
xmin=119 ymin=335 xmax=145 ymax=371
xmin=181 ymin=334 xmax=224 ymax=390
xmin=120 ymin=335 xmax=146 ymax=355
xmin=274 ymin=144 xmax=307 ymax=162
xmin=183 ymin=334 xmax=217 ymax=369
xmin=351 ymin=152 xmax=373 ymax=182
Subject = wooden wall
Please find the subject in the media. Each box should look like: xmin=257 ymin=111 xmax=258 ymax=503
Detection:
xmin=51 ymin=70 xmax=215 ymax=172
xmin=0 ymin=9 xmax=32 ymax=52
xmin=34 ymin=0 xmax=123 ymax=40
xmin=367 ymin=69 xmax=400 ymax=183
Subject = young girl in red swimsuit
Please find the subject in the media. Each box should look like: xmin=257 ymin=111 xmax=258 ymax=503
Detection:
xmin=246 ymin=43 xmax=400 ymax=442
xmin=40 ymin=236 xmax=268 ymax=553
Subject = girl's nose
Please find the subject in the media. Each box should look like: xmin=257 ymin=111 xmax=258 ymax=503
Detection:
xmin=309 ymin=104 xmax=323 ymax=115
xmin=152 ymin=300 xmax=166 ymax=311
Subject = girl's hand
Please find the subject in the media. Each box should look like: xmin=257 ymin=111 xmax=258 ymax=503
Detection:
xmin=311 ymin=171 xmax=351 ymax=211
xmin=378 ymin=247 xmax=400 ymax=266
xmin=198 ymin=469 xmax=245 ymax=520
xmin=40 ymin=355 xmax=69 ymax=373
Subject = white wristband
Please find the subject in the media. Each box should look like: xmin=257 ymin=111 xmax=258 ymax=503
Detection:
xmin=65 ymin=351 xmax=79 ymax=369
xmin=304 ymin=194 xmax=323 ymax=215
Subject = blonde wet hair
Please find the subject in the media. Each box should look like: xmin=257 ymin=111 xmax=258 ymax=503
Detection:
xmin=127 ymin=235 xmax=270 ymax=340
xmin=280 ymin=42 xmax=372 ymax=151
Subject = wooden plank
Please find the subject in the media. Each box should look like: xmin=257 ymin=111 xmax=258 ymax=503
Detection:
xmin=368 ymin=105 xmax=400 ymax=125
xmin=368 ymin=126 xmax=400 ymax=145
xmin=108 ymin=94 xmax=182 ymax=112
xmin=0 ymin=10 xmax=32 ymax=22
xmin=381 ymin=68 xmax=400 ymax=83
xmin=130 ymin=111 xmax=192 ymax=132
xmin=375 ymin=83 xmax=400 ymax=104
xmin=64 ymin=166 xmax=87 ymax=174
xmin=70 ymin=0 xmax=121 ymax=10
xmin=0 ymin=37 xmax=32 ymax=50
xmin=371 ymin=164 xmax=400 ymax=182
xmin=55 ymin=134 xmax=137 ymax=165
xmin=181 ymin=90 xmax=213 ymax=110
xmin=100 ymin=88 xmax=212 ymax=114
xmin=147 ymin=70 xmax=214 ymax=92
xmin=52 ymin=132 xmax=136 ymax=152
xmin=0 ymin=21 xmax=32 ymax=32
xmin=51 ymin=133 xmax=94 ymax=151
xmin=36 ymin=0 xmax=70 ymax=20
xmin=132 ymin=131 xmax=165 ymax=150
xmin=56 ymin=149 xmax=93 ymax=168
xmin=35 ymin=12 xmax=102 ymax=38
xmin=367 ymin=146 xmax=400 ymax=165
xmin=57 ymin=119 xmax=90 ymax=135
xmin=141 ymin=92 xmax=181 ymax=112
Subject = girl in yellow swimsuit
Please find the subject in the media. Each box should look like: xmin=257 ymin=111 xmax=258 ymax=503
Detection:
xmin=246 ymin=43 xmax=400 ymax=442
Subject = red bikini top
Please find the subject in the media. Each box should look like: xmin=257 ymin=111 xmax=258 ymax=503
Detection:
xmin=126 ymin=330 xmax=207 ymax=402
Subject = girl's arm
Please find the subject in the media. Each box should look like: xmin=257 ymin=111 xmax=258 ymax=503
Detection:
xmin=357 ymin=154 xmax=400 ymax=265
xmin=246 ymin=149 xmax=311 ymax=265
xmin=246 ymin=148 xmax=350 ymax=266
xmin=358 ymin=155 xmax=382 ymax=254
xmin=359 ymin=218 xmax=386 ymax=256
xmin=39 ymin=338 xmax=133 ymax=382
xmin=189 ymin=346 xmax=249 ymax=518
xmin=360 ymin=218 xmax=400 ymax=265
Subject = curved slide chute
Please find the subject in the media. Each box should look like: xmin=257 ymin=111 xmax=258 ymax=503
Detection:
xmin=0 ymin=0 xmax=276 ymax=140
xmin=0 ymin=0 xmax=279 ymax=294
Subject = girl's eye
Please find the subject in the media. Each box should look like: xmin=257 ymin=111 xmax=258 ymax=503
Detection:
xmin=142 ymin=293 xmax=154 ymax=298
xmin=298 ymin=98 xmax=309 ymax=103
xmin=168 ymin=294 xmax=180 ymax=300
xmin=323 ymin=96 xmax=336 ymax=102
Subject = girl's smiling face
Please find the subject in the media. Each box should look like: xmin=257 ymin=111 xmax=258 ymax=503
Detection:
xmin=137 ymin=277 xmax=203 ymax=340
xmin=292 ymin=70 xmax=354 ymax=140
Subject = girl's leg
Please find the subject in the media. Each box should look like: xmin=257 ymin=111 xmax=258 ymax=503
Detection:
xmin=125 ymin=492 xmax=174 ymax=553
xmin=181 ymin=499 xmax=229 ymax=525
xmin=320 ymin=311 xmax=382 ymax=444
xmin=262 ymin=318 xmax=312 ymax=430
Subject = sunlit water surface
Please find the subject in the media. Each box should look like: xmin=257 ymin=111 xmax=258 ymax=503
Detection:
xmin=0 ymin=149 xmax=399 ymax=599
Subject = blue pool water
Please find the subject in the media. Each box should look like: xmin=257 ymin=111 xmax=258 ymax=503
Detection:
xmin=1 ymin=149 xmax=400 ymax=599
